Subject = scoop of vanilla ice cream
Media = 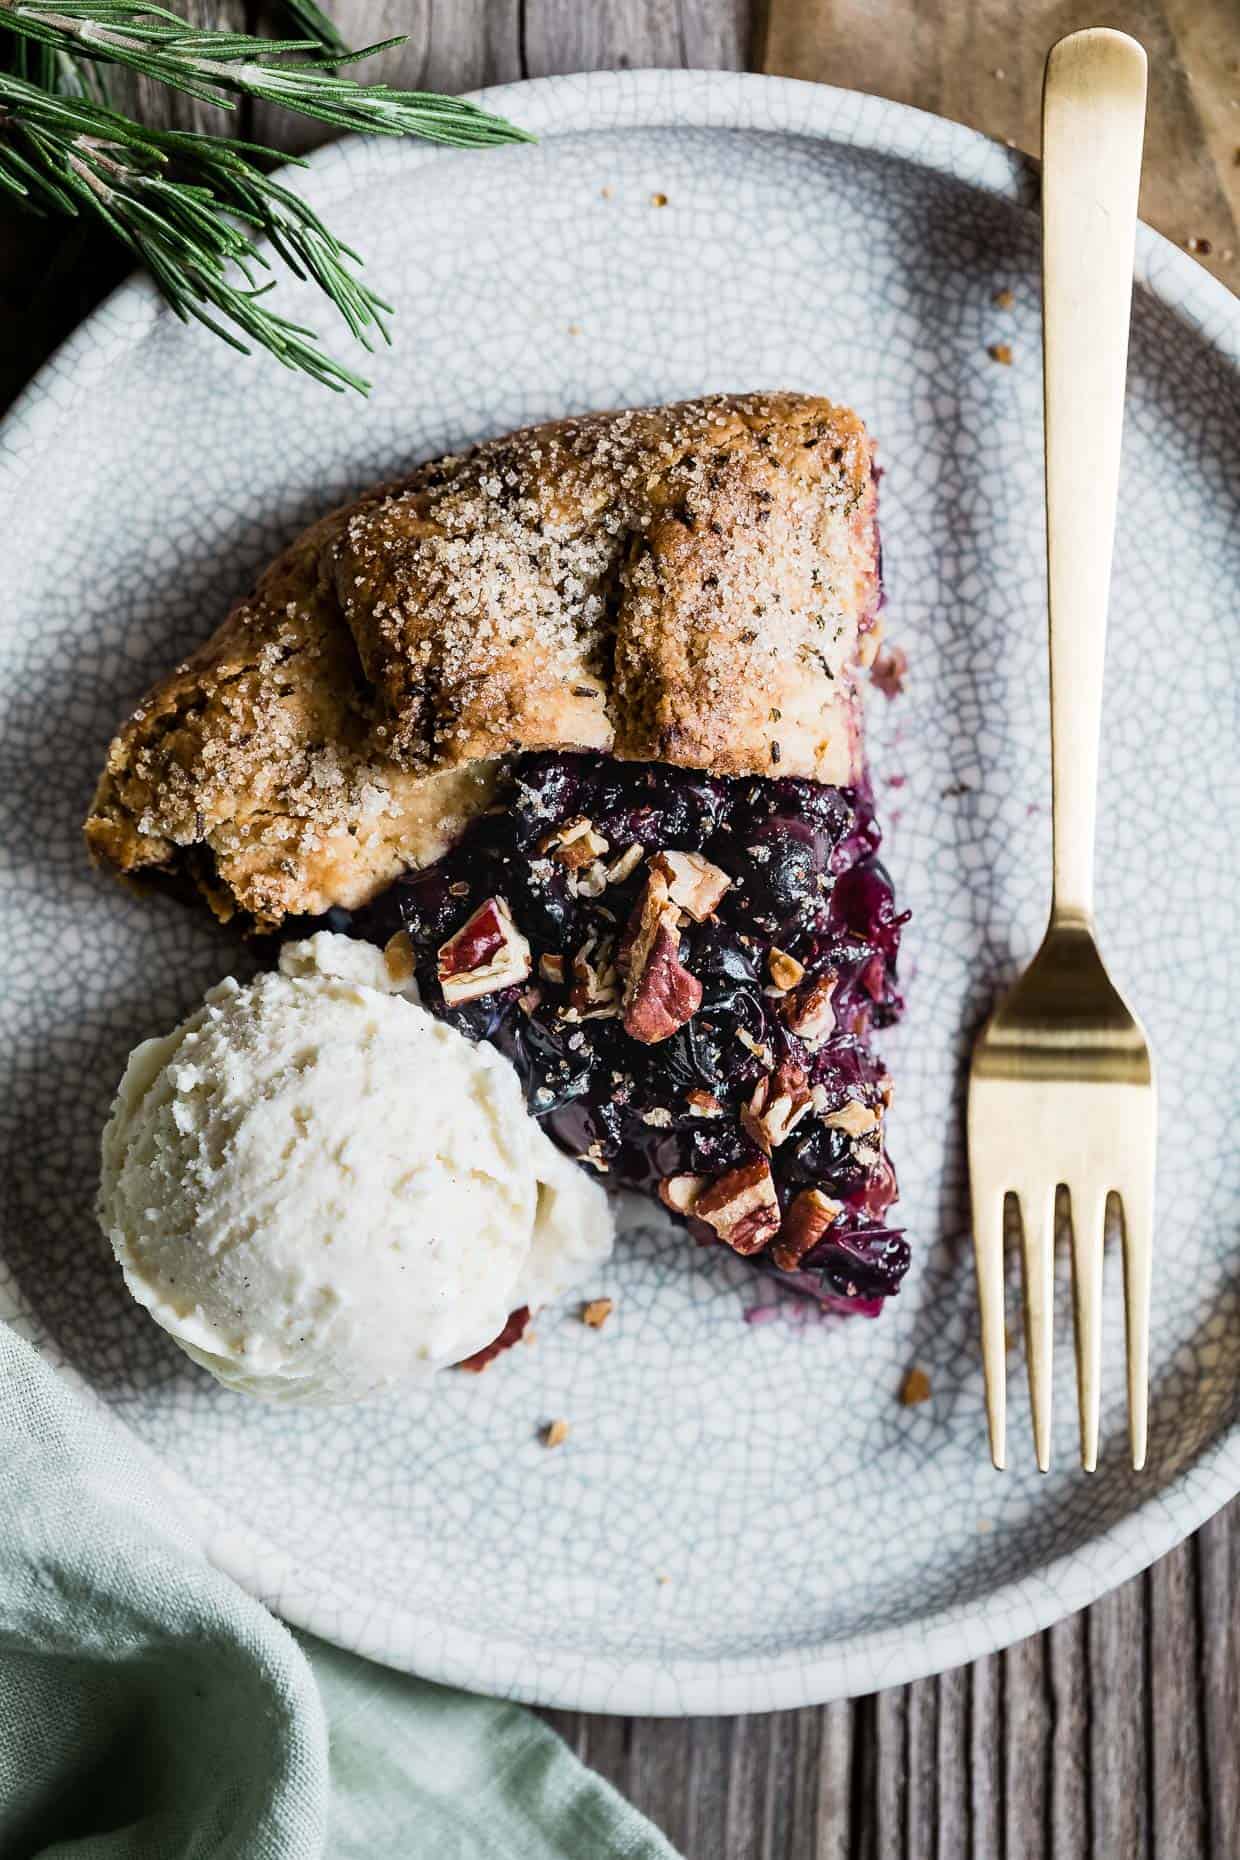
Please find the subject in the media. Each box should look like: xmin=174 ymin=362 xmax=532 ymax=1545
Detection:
xmin=98 ymin=933 xmax=612 ymax=1403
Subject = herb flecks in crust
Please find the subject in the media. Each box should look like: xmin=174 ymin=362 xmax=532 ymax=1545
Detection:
xmin=85 ymin=394 xmax=881 ymax=929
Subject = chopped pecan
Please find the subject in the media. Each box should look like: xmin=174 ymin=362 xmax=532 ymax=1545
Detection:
xmin=570 ymin=931 xmax=620 ymax=1015
xmin=735 ymin=1028 xmax=773 ymax=1067
xmin=581 ymin=1297 xmax=614 ymax=1329
xmin=821 ymin=1097 xmax=882 ymax=1136
xmin=783 ymin=969 xmax=838 ymax=1048
xmin=539 ymin=952 xmax=566 ymax=985
xmin=767 ymin=946 xmax=805 ymax=992
xmin=573 ymin=860 xmax=609 ymax=899
xmin=740 ymin=1059 xmax=813 ymax=1155
xmin=693 ymin=1158 xmax=781 ymax=1255
xmin=605 ymin=843 xmax=645 ymax=885
xmin=625 ymin=925 xmax=702 ymax=1042
xmin=658 ymin=1172 xmax=707 ymax=1215
xmin=770 ymin=1188 xmax=843 ymax=1271
xmin=621 ymin=870 xmax=702 ymax=1043
xmin=650 ymin=848 xmax=732 ymax=922
xmin=539 ymin=816 xmax=610 ymax=870
xmin=437 ymin=896 xmax=531 ymax=1006
xmin=457 ymin=1305 xmax=531 ymax=1372
xmin=685 ymin=1088 xmax=723 ymax=1118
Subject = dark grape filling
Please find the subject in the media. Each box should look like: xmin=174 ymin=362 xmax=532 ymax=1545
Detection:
xmin=339 ymin=751 xmax=910 ymax=1315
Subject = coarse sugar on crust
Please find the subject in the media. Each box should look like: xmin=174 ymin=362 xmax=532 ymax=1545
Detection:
xmin=86 ymin=393 xmax=881 ymax=928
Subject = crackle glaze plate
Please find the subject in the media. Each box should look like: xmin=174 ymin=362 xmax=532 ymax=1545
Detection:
xmin=1 ymin=71 xmax=1238 ymax=1714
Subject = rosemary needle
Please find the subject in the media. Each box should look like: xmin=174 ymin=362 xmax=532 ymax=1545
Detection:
xmin=0 ymin=4 xmax=532 ymax=391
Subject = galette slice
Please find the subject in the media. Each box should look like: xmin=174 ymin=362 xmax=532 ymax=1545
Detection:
xmin=84 ymin=392 xmax=907 ymax=1314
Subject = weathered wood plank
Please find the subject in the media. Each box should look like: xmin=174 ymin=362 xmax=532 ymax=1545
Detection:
xmin=1089 ymin=1573 xmax=1151 ymax=1858
xmin=679 ymin=0 xmax=750 ymax=69
xmin=1149 ymin=1542 xmax=1207 ymax=1859
xmin=721 ymin=1712 xmax=775 ymax=1856
xmin=906 ymin=1678 xmax=938 ymax=1855
xmin=970 ymin=1654 xmax=1004 ymax=1860
xmin=1003 ymin=1632 xmax=1049 ymax=1860
xmin=1196 ymin=1504 xmax=1239 ymax=1858
xmin=759 ymin=0 xmax=1240 ymax=290
xmin=814 ymin=1702 xmax=858 ymax=1860
xmin=874 ymin=1688 xmax=908 ymax=1854
xmin=936 ymin=1664 xmax=971 ymax=1858
xmin=522 ymin=0 xmax=683 ymax=77
xmin=1047 ymin=1612 xmax=1090 ymax=1856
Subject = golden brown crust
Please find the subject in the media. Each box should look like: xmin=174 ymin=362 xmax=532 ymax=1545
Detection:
xmin=84 ymin=503 xmax=499 ymax=927
xmin=330 ymin=393 xmax=878 ymax=778
xmin=85 ymin=392 xmax=879 ymax=928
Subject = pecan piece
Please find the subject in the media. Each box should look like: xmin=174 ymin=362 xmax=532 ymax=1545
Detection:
xmin=457 ymin=1304 xmax=531 ymax=1372
xmin=437 ymin=896 xmax=531 ymax=1006
xmin=649 ymin=848 xmax=732 ymax=922
xmin=693 ymin=1158 xmax=781 ymax=1256
xmin=570 ymin=931 xmax=620 ymax=1016
xmin=573 ymin=862 xmax=609 ymax=899
xmin=539 ymin=816 xmax=610 ymax=870
xmin=621 ymin=870 xmax=702 ymax=1044
xmin=658 ymin=1172 xmax=707 ymax=1215
xmin=605 ymin=843 xmax=645 ymax=885
xmin=740 ymin=1059 xmax=813 ymax=1155
xmin=767 ymin=946 xmax=805 ymax=992
xmin=770 ymin=1188 xmax=843 ymax=1272
xmin=783 ymin=969 xmax=838 ymax=1048
xmin=821 ymin=1097 xmax=882 ymax=1136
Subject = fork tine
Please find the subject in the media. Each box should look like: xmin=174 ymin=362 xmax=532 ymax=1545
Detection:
xmin=1120 ymin=1171 xmax=1154 ymax=1471
xmin=1068 ymin=1182 xmax=1107 ymax=1471
xmin=1019 ymin=1182 xmax=1057 ymax=1472
xmin=970 ymin=1189 xmax=1007 ymax=1469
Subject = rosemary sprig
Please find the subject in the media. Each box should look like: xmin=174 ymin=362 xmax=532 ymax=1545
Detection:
xmin=0 ymin=73 xmax=397 ymax=390
xmin=0 ymin=4 xmax=532 ymax=392
xmin=0 ymin=5 xmax=530 ymax=144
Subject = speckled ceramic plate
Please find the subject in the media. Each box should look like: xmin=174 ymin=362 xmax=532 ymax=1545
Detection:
xmin=1 ymin=71 xmax=1237 ymax=1714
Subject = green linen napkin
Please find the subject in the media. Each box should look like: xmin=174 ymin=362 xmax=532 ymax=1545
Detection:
xmin=0 ymin=1324 xmax=679 ymax=1860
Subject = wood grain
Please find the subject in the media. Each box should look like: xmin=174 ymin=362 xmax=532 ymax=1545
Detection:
xmin=1 ymin=4 xmax=1236 ymax=1855
xmin=757 ymin=0 xmax=1240 ymax=289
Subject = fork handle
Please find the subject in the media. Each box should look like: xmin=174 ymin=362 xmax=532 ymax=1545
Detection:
xmin=1041 ymin=31 xmax=1147 ymax=925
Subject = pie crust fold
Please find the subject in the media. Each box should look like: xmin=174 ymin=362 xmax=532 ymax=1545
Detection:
xmin=85 ymin=393 xmax=881 ymax=928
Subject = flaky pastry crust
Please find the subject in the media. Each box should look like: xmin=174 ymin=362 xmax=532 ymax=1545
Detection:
xmin=86 ymin=393 xmax=880 ymax=928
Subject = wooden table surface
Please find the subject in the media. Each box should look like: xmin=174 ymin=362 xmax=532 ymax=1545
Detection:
xmin=3 ymin=5 xmax=1236 ymax=1856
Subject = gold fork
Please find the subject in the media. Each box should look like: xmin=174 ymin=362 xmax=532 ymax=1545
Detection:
xmin=967 ymin=28 xmax=1156 ymax=1474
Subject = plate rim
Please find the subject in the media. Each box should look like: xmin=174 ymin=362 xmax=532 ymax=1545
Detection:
xmin=2 ymin=66 xmax=1238 ymax=1715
